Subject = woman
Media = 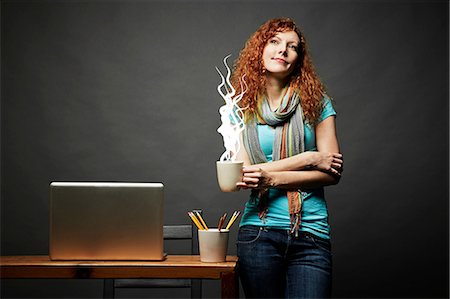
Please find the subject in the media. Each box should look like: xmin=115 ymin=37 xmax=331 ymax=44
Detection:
xmin=232 ymin=18 xmax=343 ymax=298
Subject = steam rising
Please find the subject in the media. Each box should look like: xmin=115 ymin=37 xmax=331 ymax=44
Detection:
xmin=216 ymin=55 xmax=247 ymax=162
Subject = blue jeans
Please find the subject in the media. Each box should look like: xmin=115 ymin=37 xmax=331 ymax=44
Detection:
xmin=237 ymin=225 xmax=332 ymax=299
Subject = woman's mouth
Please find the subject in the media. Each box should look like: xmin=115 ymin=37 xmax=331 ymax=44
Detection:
xmin=273 ymin=58 xmax=287 ymax=64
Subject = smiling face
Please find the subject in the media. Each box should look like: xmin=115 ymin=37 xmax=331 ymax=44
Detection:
xmin=262 ymin=31 xmax=301 ymax=81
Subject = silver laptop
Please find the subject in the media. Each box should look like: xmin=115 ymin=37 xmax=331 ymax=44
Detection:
xmin=49 ymin=182 xmax=165 ymax=261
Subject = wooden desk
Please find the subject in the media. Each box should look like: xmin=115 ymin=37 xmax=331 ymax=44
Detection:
xmin=0 ymin=255 xmax=239 ymax=298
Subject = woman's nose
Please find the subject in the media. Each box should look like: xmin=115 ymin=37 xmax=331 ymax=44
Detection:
xmin=278 ymin=44 xmax=288 ymax=55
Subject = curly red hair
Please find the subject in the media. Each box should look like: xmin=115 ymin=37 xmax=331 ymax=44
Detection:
xmin=231 ymin=18 xmax=328 ymax=124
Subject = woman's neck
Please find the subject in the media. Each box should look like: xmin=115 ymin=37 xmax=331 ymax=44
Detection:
xmin=265 ymin=75 xmax=289 ymax=111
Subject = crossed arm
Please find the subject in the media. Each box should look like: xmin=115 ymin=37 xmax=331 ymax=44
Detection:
xmin=236 ymin=116 xmax=343 ymax=190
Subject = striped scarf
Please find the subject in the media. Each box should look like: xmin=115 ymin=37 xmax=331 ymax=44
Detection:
xmin=242 ymin=86 xmax=304 ymax=235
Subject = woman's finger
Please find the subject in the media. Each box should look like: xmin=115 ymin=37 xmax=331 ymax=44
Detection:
xmin=332 ymin=162 xmax=342 ymax=169
xmin=334 ymin=154 xmax=343 ymax=162
xmin=236 ymin=182 xmax=258 ymax=189
xmin=333 ymin=158 xmax=343 ymax=164
xmin=332 ymin=168 xmax=341 ymax=176
xmin=242 ymin=177 xmax=259 ymax=183
xmin=242 ymin=166 xmax=262 ymax=173
xmin=242 ymin=166 xmax=257 ymax=170
xmin=243 ymin=172 xmax=262 ymax=178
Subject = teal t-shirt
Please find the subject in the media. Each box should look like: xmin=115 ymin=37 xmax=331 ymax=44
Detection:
xmin=239 ymin=97 xmax=337 ymax=240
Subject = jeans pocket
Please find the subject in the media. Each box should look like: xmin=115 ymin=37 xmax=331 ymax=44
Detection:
xmin=307 ymin=234 xmax=332 ymax=253
xmin=236 ymin=226 xmax=262 ymax=244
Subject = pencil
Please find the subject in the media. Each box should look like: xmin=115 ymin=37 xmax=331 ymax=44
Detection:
xmin=225 ymin=211 xmax=240 ymax=230
xmin=188 ymin=212 xmax=204 ymax=230
xmin=225 ymin=213 xmax=235 ymax=230
xmin=195 ymin=212 xmax=209 ymax=230
xmin=192 ymin=212 xmax=206 ymax=230
xmin=218 ymin=213 xmax=227 ymax=231
xmin=226 ymin=212 xmax=237 ymax=229
xmin=188 ymin=212 xmax=202 ymax=230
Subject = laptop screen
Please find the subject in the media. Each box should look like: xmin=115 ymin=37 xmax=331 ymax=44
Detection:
xmin=49 ymin=182 xmax=164 ymax=260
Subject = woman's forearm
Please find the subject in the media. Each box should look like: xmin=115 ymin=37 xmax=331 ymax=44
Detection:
xmin=254 ymin=152 xmax=316 ymax=172
xmin=248 ymin=151 xmax=343 ymax=176
xmin=271 ymin=170 xmax=340 ymax=190
xmin=239 ymin=167 xmax=341 ymax=191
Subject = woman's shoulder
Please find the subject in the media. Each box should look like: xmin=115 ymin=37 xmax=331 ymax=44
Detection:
xmin=318 ymin=94 xmax=336 ymax=122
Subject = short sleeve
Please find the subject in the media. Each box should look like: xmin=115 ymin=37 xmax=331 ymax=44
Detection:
xmin=318 ymin=95 xmax=336 ymax=123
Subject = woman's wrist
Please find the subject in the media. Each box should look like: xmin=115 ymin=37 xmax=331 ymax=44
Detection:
xmin=302 ymin=151 xmax=316 ymax=169
xmin=269 ymin=171 xmax=284 ymax=188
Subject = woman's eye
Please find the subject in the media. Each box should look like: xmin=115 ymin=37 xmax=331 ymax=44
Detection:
xmin=270 ymin=39 xmax=279 ymax=44
xmin=289 ymin=45 xmax=298 ymax=50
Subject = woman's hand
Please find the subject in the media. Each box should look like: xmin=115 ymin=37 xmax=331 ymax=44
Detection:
xmin=236 ymin=166 xmax=276 ymax=190
xmin=308 ymin=152 xmax=343 ymax=176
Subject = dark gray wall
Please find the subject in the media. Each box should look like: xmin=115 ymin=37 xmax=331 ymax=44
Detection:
xmin=1 ymin=0 xmax=448 ymax=298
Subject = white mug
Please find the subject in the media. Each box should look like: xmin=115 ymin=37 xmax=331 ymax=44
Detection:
xmin=216 ymin=161 xmax=243 ymax=192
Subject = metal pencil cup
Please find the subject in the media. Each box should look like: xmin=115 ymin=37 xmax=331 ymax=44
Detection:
xmin=198 ymin=229 xmax=229 ymax=262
